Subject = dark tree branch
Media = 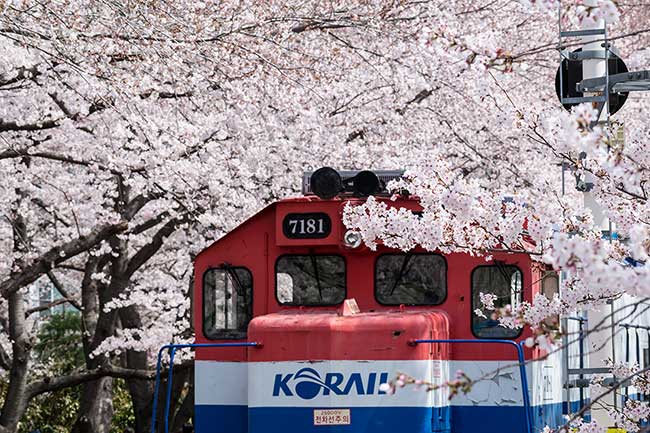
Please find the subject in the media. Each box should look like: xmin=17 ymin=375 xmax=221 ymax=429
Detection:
xmin=0 ymin=65 xmax=40 ymax=88
xmin=128 ymin=212 xmax=170 ymax=236
xmin=31 ymin=197 xmax=71 ymax=228
xmin=0 ymin=26 xmax=51 ymax=41
xmin=139 ymin=90 xmax=194 ymax=99
xmin=24 ymin=298 xmax=71 ymax=316
xmin=126 ymin=214 xmax=190 ymax=278
xmin=291 ymin=19 xmax=357 ymax=33
xmin=0 ymin=118 xmax=60 ymax=132
xmin=396 ymin=88 xmax=434 ymax=114
xmin=0 ymin=148 xmax=146 ymax=175
xmin=0 ymin=221 xmax=128 ymax=297
xmin=345 ymin=129 xmax=365 ymax=143
xmin=46 ymin=270 xmax=82 ymax=310
xmin=0 ymin=344 xmax=12 ymax=371
xmin=122 ymin=193 xmax=159 ymax=221
xmin=48 ymin=92 xmax=77 ymax=120
xmin=27 ymin=361 xmax=192 ymax=397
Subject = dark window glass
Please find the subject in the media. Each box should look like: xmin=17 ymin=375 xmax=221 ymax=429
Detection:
xmin=203 ymin=267 xmax=252 ymax=339
xmin=471 ymin=265 xmax=523 ymax=339
xmin=276 ymin=255 xmax=345 ymax=305
xmin=541 ymin=271 xmax=560 ymax=329
xmin=541 ymin=271 xmax=559 ymax=300
xmin=375 ymin=254 xmax=447 ymax=305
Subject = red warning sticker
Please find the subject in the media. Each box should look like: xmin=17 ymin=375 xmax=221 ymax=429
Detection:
xmin=313 ymin=409 xmax=351 ymax=426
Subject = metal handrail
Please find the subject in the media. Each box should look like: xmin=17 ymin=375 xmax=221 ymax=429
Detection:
xmin=150 ymin=342 xmax=261 ymax=433
xmin=410 ymin=339 xmax=533 ymax=433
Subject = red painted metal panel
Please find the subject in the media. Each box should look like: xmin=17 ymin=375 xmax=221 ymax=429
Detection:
xmin=193 ymin=196 xmax=537 ymax=363
xmin=248 ymin=310 xmax=450 ymax=361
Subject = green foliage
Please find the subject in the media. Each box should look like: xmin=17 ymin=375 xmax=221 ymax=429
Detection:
xmin=19 ymin=390 xmax=80 ymax=433
xmin=111 ymin=380 xmax=135 ymax=433
xmin=33 ymin=312 xmax=85 ymax=374
xmin=13 ymin=312 xmax=136 ymax=433
xmin=19 ymin=312 xmax=83 ymax=433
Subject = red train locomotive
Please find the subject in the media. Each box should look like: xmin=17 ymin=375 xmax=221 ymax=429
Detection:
xmin=153 ymin=168 xmax=569 ymax=433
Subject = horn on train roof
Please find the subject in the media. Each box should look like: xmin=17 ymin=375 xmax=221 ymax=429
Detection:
xmin=303 ymin=168 xmax=405 ymax=199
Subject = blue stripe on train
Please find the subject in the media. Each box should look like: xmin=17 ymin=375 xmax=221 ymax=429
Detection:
xmin=196 ymin=406 xmax=446 ymax=433
xmin=250 ymin=407 xmax=445 ymax=433
xmin=195 ymin=403 xmax=590 ymax=433
xmin=195 ymin=405 xmax=248 ymax=433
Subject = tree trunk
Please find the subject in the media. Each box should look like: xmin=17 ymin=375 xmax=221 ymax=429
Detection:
xmin=0 ymin=290 xmax=30 ymax=432
xmin=0 ymin=213 xmax=31 ymax=432
xmin=170 ymin=369 xmax=194 ymax=433
xmin=72 ymin=255 xmax=116 ymax=433
xmin=120 ymin=306 xmax=154 ymax=433
xmin=72 ymin=377 xmax=114 ymax=433
xmin=73 ymin=231 xmax=129 ymax=433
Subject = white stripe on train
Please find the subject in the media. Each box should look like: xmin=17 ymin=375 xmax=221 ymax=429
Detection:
xmin=195 ymin=358 xmax=567 ymax=408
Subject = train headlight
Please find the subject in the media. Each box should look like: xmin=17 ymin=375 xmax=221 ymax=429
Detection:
xmin=343 ymin=230 xmax=363 ymax=249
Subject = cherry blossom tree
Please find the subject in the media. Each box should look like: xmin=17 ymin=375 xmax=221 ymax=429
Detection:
xmin=0 ymin=0 xmax=647 ymax=432
xmin=341 ymin=1 xmax=650 ymax=431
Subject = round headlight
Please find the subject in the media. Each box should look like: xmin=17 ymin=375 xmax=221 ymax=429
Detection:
xmin=343 ymin=230 xmax=363 ymax=249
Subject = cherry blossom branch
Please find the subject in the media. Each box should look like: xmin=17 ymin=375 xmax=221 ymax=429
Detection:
xmin=0 ymin=220 xmax=128 ymax=296
xmin=0 ymin=148 xmax=146 ymax=175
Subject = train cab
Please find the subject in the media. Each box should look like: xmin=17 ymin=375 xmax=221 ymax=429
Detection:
xmin=192 ymin=169 xmax=565 ymax=433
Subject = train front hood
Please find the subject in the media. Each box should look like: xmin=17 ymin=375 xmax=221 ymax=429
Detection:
xmin=247 ymin=308 xmax=450 ymax=362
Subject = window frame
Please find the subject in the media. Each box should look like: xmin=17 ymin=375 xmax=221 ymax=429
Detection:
xmin=373 ymin=253 xmax=448 ymax=306
xmin=274 ymin=253 xmax=347 ymax=306
xmin=202 ymin=266 xmax=254 ymax=340
xmin=470 ymin=264 xmax=524 ymax=340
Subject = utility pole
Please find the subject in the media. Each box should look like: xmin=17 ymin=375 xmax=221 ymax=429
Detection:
xmin=556 ymin=0 xmax=650 ymax=425
xmin=558 ymin=0 xmax=615 ymax=425
xmin=579 ymin=1 xmax=617 ymax=426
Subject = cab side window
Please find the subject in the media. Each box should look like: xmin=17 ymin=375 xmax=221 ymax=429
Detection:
xmin=541 ymin=271 xmax=559 ymax=300
xmin=471 ymin=265 xmax=523 ymax=339
xmin=203 ymin=267 xmax=253 ymax=340
xmin=375 ymin=254 xmax=447 ymax=305
xmin=541 ymin=270 xmax=560 ymax=329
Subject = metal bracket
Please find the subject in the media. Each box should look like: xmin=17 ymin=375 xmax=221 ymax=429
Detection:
xmin=560 ymin=28 xmax=606 ymax=37
xmin=566 ymin=50 xmax=610 ymax=61
xmin=568 ymin=367 xmax=611 ymax=375
xmin=561 ymin=95 xmax=607 ymax=104
xmin=578 ymin=70 xmax=650 ymax=92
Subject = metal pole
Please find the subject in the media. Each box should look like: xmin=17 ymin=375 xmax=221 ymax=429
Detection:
xmin=579 ymin=318 xmax=585 ymax=407
xmin=636 ymin=327 xmax=642 ymax=400
xmin=149 ymin=342 xmax=261 ymax=433
xmin=563 ymin=315 xmax=571 ymax=416
xmin=625 ymin=325 xmax=630 ymax=400
xmin=150 ymin=346 xmax=167 ymax=433
xmin=646 ymin=328 xmax=650 ymax=401
xmin=163 ymin=347 xmax=177 ymax=433
xmin=611 ymin=301 xmax=617 ymax=412
xmin=412 ymin=339 xmax=533 ymax=433
xmin=580 ymin=1 xmax=613 ymax=423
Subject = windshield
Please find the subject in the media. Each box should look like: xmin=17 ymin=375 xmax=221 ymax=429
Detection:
xmin=276 ymin=255 xmax=346 ymax=305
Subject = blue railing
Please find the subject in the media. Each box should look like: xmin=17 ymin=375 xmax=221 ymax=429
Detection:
xmin=410 ymin=339 xmax=533 ymax=433
xmin=150 ymin=342 xmax=261 ymax=433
